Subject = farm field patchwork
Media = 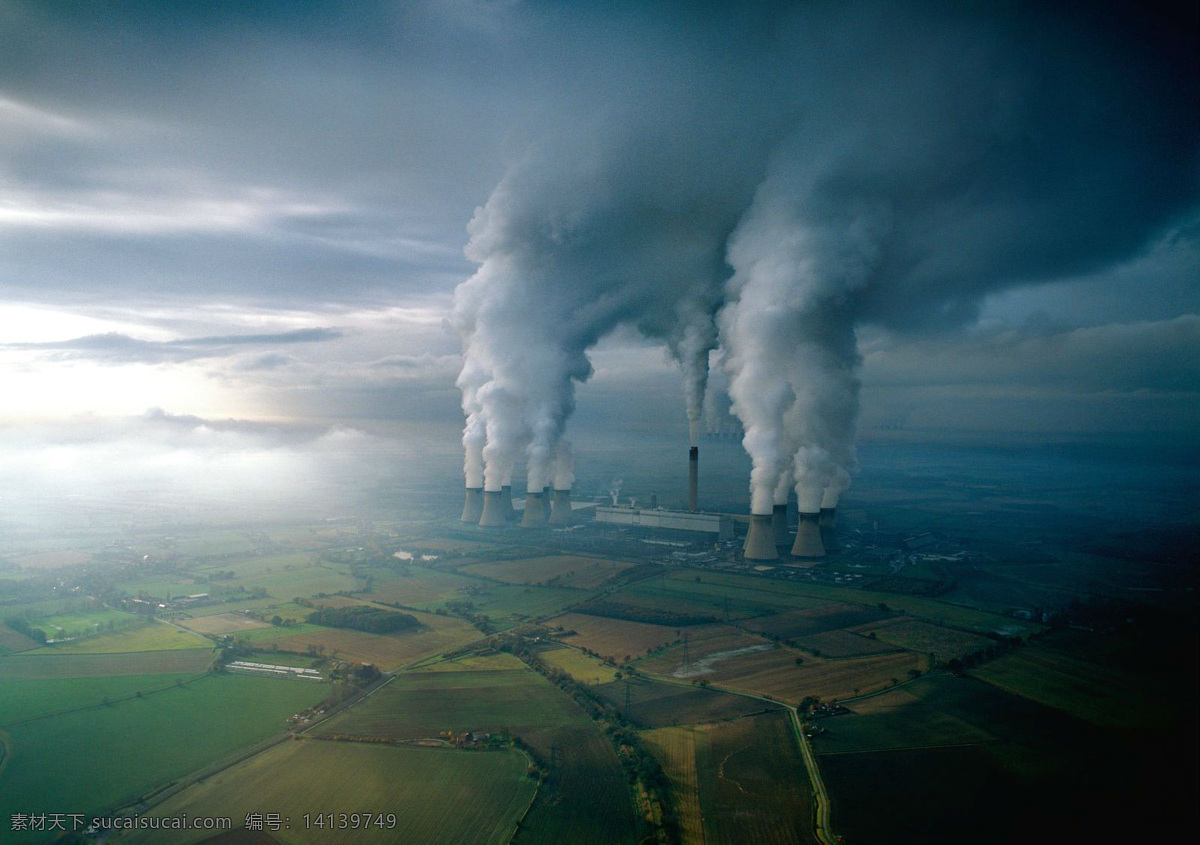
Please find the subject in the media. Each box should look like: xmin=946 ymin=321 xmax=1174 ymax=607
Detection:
xmin=636 ymin=624 xmax=773 ymax=676
xmin=642 ymin=711 xmax=814 ymax=845
xmin=263 ymin=610 xmax=478 ymax=668
xmin=592 ymin=676 xmax=779 ymax=728
xmin=460 ymin=555 xmax=632 ymax=590
xmin=690 ymin=646 xmax=924 ymax=704
xmin=852 ymin=617 xmax=994 ymax=661
xmin=317 ymin=663 xmax=587 ymax=740
xmin=23 ymin=608 xmax=144 ymax=640
xmin=25 ymin=622 xmax=211 ymax=654
xmin=0 ymin=673 xmax=327 ymax=842
xmin=177 ymin=613 xmax=272 ymax=636
xmin=0 ymin=649 xmax=214 ymax=678
xmin=792 ymin=629 xmax=901 ymax=659
xmin=533 ymin=644 xmax=619 ymax=685
xmin=550 ymin=612 xmax=680 ymax=661
xmin=739 ymin=603 xmax=895 ymax=640
xmin=121 ymin=740 xmax=537 ymax=845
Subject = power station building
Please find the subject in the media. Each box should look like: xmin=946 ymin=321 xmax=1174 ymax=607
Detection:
xmin=594 ymin=505 xmax=734 ymax=541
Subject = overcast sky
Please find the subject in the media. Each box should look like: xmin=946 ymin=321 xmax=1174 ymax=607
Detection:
xmin=1 ymin=0 xmax=1196 ymax=478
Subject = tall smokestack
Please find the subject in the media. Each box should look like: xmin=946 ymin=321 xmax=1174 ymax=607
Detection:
xmin=549 ymin=489 xmax=573 ymax=525
xmin=501 ymin=486 xmax=517 ymax=522
xmin=521 ymin=491 xmax=548 ymax=527
xmin=743 ymin=513 xmax=779 ymax=561
xmin=461 ymin=487 xmax=484 ymax=523
xmin=771 ymin=504 xmax=790 ymax=547
xmin=688 ymin=447 xmax=699 ymax=511
xmin=791 ymin=512 xmax=826 ymax=559
xmin=478 ymin=490 xmax=507 ymax=528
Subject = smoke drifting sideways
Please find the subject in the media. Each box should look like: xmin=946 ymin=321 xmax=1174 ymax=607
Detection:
xmin=452 ymin=1 xmax=1198 ymax=510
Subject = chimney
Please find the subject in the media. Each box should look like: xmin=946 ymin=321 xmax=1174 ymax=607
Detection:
xmin=501 ymin=485 xmax=517 ymax=522
xmin=743 ymin=513 xmax=779 ymax=561
xmin=521 ymin=491 xmax=548 ymax=528
xmin=688 ymin=447 xmax=699 ymax=511
xmin=772 ymin=504 xmax=790 ymax=547
xmin=478 ymin=490 xmax=507 ymax=528
xmin=549 ymin=489 xmax=573 ymax=525
xmin=460 ymin=487 xmax=484 ymax=523
xmin=791 ymin=512 xmax=826 ymax=559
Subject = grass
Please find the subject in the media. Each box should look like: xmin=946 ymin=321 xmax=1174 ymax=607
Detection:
xmin=0 ymin=673 xmax=327 ymax=841
xmin=0 ymin=674 xmax=200 ymax=727
xmin=0 ymin=649 xmax=214 ymax=679
xmin=461 ymin=555 xmax=632 ymax=590
xmin=26 ymin=608 xmax=144 ymax=640
xmin=642 ymin=712 xmax=815 ymax=845
xmin=316 ymin=664 xmax=587 ymax=740
xmin=534 ymin=645 xmax=619 ymax=685
xmin=550 ymin=612 xmax=681 ymax=661
xmin=121 ymin=740 xmax=537 ymax=845
xmin=25 ymin=621 xmax=211 ymax=654
xmin=592 ymin=676 xmax=779 ymax=729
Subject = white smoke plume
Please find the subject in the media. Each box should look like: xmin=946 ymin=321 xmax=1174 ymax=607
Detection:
xmin=451 ymin=2 xmax=1194 ymax=509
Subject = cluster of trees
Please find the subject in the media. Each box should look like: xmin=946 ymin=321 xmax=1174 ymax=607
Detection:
xmin=578 ymin=600 xmax=718 ymax=628
xmin=4 ymin=616 xmax=47 ymax=643
xmin=306 ymin=606 xmax=420 ymax=634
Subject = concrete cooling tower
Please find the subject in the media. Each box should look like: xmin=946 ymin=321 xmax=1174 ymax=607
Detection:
xmin=549 ymin=489 xmax=573 ymax=525
xmin=772 ymin=504 xmax=790 ymax=547
xmin=478 ymin=490 xmax=507 ymax=528
xmin=791 ymin=512 xmax=826 ymax=559
xmin=743 ymin=513 xmax=780 ymax=561
xmin=460 ymin=487 xmax=484 ymax=523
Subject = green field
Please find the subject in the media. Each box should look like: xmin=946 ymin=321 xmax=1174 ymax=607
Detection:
xmin=642 ymin=711 xmax=814 ymax=845
xmin=25 ymin=622 xmax=211 ymax=654
xmin=668 ymin=570 xmax=1041 ymax=637
xmin=0 ymin=649 xmax=214 ymax=678
xmin=813 ymin=672 xmax=1170 ymax=844
xmin=122 ymin=740 xmax=537 ymax=845
xmin=0 ymin=674 xmax=327 ymax=841
xmin=0 ymin=674 xmax=199 ymax=727
xmin=516 ymin=724 xmax=638 ymax=845
xmin=24 ymin=608 xmax=143 ymax=640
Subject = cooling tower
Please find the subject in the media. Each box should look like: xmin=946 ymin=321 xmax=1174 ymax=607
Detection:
xmin=791 ymin=512 xmax=826 ymax=559
xmin=549 ymin=489 xmax=573 ymax=525
xmin=772 ymin=504 xmax=790 ymax=547
xmin=478 ymin=490 xmax=507 ymax=528
xmin=688 ymin=447 xmax=699 ymax=511
xmin=460 ymin=487 xmax=484 ymax=523
xmin=521 ymin=491 xmax=548 ymax=527
xmin=501 ymin=485 xmax=517 ymax=522
xmin=819 ymin=506 xmax=838 ymax=550
xmin=743 ymin=513 xmax=780 ymax=561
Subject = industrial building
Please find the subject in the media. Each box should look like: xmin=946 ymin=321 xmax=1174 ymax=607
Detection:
xmin=594 ymin=505 xmax=734 ymax=541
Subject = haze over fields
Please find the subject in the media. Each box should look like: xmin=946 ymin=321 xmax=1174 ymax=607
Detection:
xmin=0 ymin=4 xmax=1197 ymax=844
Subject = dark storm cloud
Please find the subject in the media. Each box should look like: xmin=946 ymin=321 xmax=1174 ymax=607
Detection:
xmin=6 ymin=327 xmax=342 ymax=364
xmin=0 ymin=0 xmax=1196 ymax=441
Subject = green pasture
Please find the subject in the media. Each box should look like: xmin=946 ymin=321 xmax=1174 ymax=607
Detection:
xmin=122 ymin=740 xmax=536 ymax=845
xmin=0 ymin=673 xmax=327 ymax=842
